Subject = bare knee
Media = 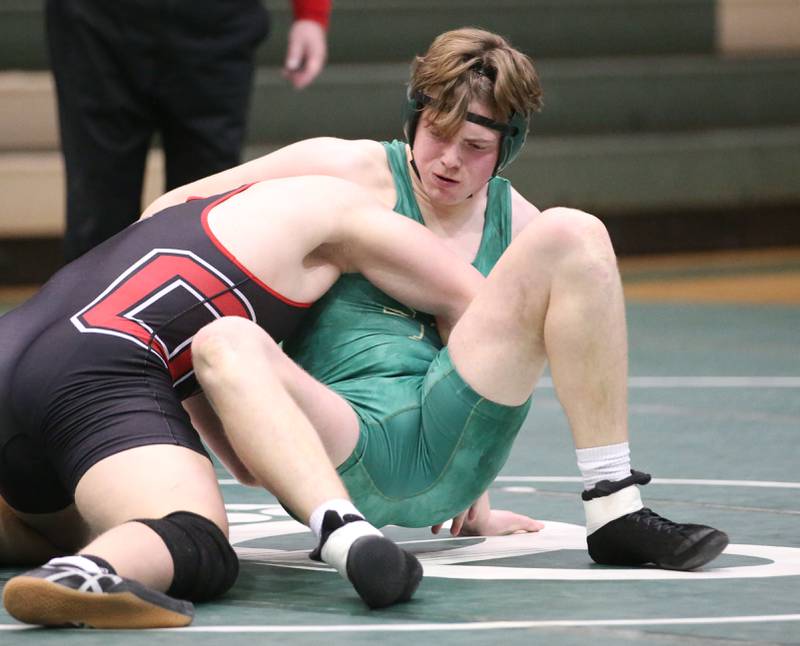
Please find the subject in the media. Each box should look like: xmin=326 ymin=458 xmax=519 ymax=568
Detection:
xmin=192 ymin=317 xmax=270 ymax=363
xmin=537 ymin=208 xmax=614 ymax=260
xmin=136 ymin=511 xmax=238 ymax=601
xmin=519 ymin=208 xmax=618 ymax=284
xmin=192 ymin=317 xmax=282 ymax=382
xmin=196 ymin=507 xmax=229 ymax=538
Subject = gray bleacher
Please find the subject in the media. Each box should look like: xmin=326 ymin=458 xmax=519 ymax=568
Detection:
xmin=0 ymin=0 xmax=799 ymax=281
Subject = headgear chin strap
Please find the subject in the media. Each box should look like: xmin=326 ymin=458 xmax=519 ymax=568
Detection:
xmin=402 ymin=90 xmax=528 ymax=175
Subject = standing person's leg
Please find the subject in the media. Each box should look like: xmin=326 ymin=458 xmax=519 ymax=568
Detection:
xmin=447 ymin=207 xmax=728 ymax=570
xmin=46 ymin=0 xmax=155 ymax=261
xmin=191 ymin=317 xmax=422 ymax=608
xmin=159 ymin=0 xmax=269 ymax=190
xmin=3 ymin=445 xmax=232 ymax=629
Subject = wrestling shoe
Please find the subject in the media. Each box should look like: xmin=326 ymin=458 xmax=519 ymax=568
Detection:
xmin=2 ymin=556 xmax=194 ymax=628
xmin=310 ymin=511 xmax=423 ymax=609
xmin=583 ymin=471 xmax=729 ymax=571
xmin=587 ymin=506 xmax=729 ymax=570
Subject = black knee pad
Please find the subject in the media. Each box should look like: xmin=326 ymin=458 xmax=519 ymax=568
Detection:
xmin=135 ymin=511 xmax=238 ymax=602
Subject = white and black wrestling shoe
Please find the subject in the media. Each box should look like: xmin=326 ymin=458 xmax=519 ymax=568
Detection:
xmin=583 ymin=470 xmax=729 ymax=571
xmin=2 ymin=556 xmax=194 ymax=628
xmin=310 ymin=511 xmax=423 ymax=609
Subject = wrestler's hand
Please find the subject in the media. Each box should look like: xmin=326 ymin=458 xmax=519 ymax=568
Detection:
xmin=430 ymin=507 xmax=474 ymax=536
xmin=430 ymin=492 xmax=544 ymax=536
xmin=459 ymin=508 xmax=544 ymax=536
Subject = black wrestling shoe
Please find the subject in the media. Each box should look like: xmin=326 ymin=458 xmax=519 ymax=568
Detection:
xmin=3 ymin=559 xmax=194 ymax=628
xmin=345 ymin=534 xmax=423 ymax=609
xmin=587 ymin=507 xmax=729 ymax=571
xmin=310 ymin=510 xmax=423 ymax=609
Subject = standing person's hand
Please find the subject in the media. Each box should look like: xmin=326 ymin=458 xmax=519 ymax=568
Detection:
xmin=283 ymin=20 xmax=328 ymax=89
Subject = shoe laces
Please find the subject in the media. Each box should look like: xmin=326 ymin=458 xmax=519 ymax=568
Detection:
xmin=630 ymin=508 xmax=682 ymax=533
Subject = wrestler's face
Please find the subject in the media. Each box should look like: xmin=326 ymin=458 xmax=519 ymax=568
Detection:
xmin=411 ymin=100 xmax=502 ymax=206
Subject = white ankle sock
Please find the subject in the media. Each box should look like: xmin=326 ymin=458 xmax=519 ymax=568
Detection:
xmin=47 ymin=555 xmax=104 ymax=573
xmin=309 ymin=499 xmax=361 ymax=538
xmin=583 ymin=486 xmax=644 ymax=534
xmin=321 ymin=520 xmax=383 ymax=577
xmin=309 ymin=500 xmax=382 ymax=578
xmin=576 ymin=442 xmax=631 ymax=490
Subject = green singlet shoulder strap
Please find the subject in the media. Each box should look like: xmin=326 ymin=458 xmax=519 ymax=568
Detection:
xmin=381 ymin=140 xmax=425 ymax=225
xmin=474 ymin=174 xmax=513 ymax=276
xmin=381 ymin=139 xmax=514 ymax=276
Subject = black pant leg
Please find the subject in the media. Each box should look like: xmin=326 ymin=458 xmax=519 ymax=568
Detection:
xmin=158 ymin=0 xmax=269 ymax=190
xmin=46 ymin=0 xmax=156 ymax=261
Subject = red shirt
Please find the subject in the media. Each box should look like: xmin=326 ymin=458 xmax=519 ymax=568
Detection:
xmin=293 ymin=0 xmax=332 ymax=29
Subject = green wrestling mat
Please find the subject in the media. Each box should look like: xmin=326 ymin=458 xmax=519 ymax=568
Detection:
xmin=1 ymin=292 xmax=799 ymax=644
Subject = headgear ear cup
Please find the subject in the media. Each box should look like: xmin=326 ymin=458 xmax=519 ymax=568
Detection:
xmin=402 ymin=89 xmax=529 ymax=175
xmin=402 ymin=88 xmax=424 ymax=147
xmin=495 ymin=111 xmax=529 ymax=173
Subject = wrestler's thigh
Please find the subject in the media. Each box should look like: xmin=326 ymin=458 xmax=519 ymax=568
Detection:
xmin=0 ymin=433 xmax=91 ymax=554
xmin=447 ymin=211 xmax=592 ymax=405
xmin=1 ymin=496 xmax=87 ymax=563
xmin=344 ymin=348 xmax=531 ymax=528
xmin=273 ymin=354 xmax=360 ymax=467
xmin=196 ymin=317 xmax=360 ymax=466
xmin=446 ymin=253 xmax=548 ymax=406
xmin=420 ymin=348 xmax=530 ymax=504
xmin=74 ymin=444 xmax=227 ymax=536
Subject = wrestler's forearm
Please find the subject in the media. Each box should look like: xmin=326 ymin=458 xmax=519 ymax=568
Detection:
xmin=361 ymin=260 xmax=480 ymax=330
xmin=343 ymin=208 xmax=483 ymax=327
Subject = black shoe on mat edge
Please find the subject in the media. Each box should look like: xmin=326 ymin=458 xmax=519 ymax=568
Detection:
xmin=3 ymin=563 xmax=194 ymax=628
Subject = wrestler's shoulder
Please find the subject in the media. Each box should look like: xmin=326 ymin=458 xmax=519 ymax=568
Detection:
xmin=295 ymin=137 xmax=385 ymax=174
xmin=299 ymin=138 xmax=394 ymax=198
xmin=509 ymin=185 xmax=541 ymax=238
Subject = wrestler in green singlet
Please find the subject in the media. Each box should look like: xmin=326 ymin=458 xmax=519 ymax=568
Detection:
xmin=283 ymin=140 xmax=532 ymax=527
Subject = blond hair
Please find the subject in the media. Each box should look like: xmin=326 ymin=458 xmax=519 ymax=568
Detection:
xmin=409 ymin=28 xmax=543 ymax=138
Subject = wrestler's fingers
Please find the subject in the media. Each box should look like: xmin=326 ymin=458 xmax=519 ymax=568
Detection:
xmin=507 ymin=515 xmax=544 ymax=534
xmin=450 ymin=511 xmax=468 ymax=536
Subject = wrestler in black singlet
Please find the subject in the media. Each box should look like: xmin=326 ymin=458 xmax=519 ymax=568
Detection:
xmin=0 ymin=185 xmax=310 ymax=513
